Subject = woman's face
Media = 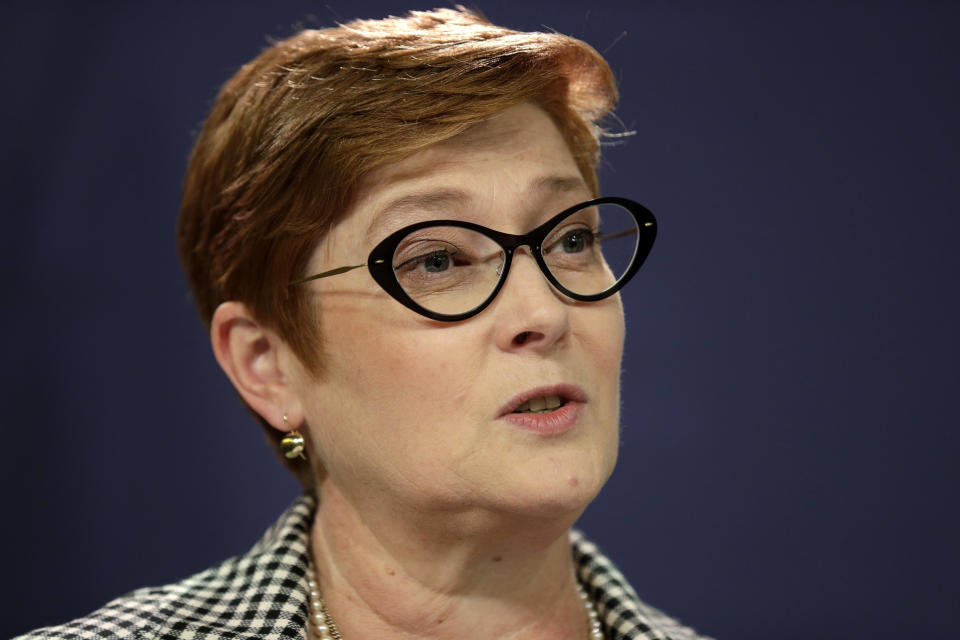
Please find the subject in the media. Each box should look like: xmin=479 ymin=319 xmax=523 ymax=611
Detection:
xmin=290 ymin=103 xmax=625 ymax=523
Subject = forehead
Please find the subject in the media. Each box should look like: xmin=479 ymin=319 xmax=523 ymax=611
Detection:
xmin=357 ymin=104 xmax=589 ymax=235
xmin=308 ymin=104 xmax=592 ymax=269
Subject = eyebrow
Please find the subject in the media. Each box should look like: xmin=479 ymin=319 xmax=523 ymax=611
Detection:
xmin=530 ymin=174 xmax=591 ymax=199
xmin=365 ymin=174 xmax=590 ymax=243
xmin=365 ymin=189 xmax=472 ymax=242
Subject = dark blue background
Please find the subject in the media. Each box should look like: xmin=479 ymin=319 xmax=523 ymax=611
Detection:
xmin=2 ymin=2 xmax=958 ymax=638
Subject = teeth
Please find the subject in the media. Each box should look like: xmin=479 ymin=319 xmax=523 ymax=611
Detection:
xmin=513 ymin=395 xmax=564 ymax=414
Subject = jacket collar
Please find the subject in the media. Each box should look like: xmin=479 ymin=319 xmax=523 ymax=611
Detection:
xmin=145 ymin=495 xmax=696 ymax=640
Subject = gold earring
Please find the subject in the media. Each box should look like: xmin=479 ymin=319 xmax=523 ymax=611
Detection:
xmin=280 ymin=413 xmax=306 ymax=460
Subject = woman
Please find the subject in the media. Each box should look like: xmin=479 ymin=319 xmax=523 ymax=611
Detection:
xmin=20 ymin=8 xmax=708 ymax=640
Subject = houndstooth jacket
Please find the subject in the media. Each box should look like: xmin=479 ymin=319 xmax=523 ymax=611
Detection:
xmin=17 ymin=496 xmax=710 ymax=640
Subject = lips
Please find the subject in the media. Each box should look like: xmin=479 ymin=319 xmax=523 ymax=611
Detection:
xmin=513 ymin=394 xmax=565 ymax=413
xmin=497 ymin=384 xmax=587 ymax=418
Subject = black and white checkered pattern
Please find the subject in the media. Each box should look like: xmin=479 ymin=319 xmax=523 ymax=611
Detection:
xmin=571 ymin=531 xmax=711 ymax=640
xmin=18 ymin=497 xmax=711 ymax=639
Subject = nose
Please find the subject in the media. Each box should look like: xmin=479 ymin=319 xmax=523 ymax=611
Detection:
xmin=491 ymin=249 xmax=571 ymax=353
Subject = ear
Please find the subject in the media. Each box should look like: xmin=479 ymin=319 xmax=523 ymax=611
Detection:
xmin=210 ymin=301 xmax=303 ymax=432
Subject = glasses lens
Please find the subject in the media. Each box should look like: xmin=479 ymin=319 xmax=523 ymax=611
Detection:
xmin=392 ymin=226 xmax=504 ymax=315
xmin=542 ymin=203 xmax=640 ymax=297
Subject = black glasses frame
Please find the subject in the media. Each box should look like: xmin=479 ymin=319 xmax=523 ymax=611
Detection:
xmin=291 ymin=196 xmax=656 ymax=322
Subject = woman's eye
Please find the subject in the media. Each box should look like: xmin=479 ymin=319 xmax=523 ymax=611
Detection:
xmin=396 ymin=248 xmax=457 ymax=273
xmin=560 ymin=228 xmax=594 ymax=253
xmin=422 ymin=251 xmax=451 ymax=272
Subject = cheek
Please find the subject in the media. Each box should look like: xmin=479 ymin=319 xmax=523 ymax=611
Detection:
xmin=326 ymin=311 xmax=475 ymax=414
xmin=583 ymin=299 xmax=626 ymax=373
xmin=311 ymin=318 xmax=482 ymax=479
xmin=380 ymin=339 xmax=466 ymax=404
xmin=583 ymin=303 xmax=626 ymax=437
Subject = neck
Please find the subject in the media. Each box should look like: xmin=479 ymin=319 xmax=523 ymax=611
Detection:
xmin=309 ymin=482 xmax=593 ymax=640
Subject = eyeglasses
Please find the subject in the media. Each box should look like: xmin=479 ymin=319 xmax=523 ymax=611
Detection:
xmin=290 ymin=196 xmax=656 ymax=321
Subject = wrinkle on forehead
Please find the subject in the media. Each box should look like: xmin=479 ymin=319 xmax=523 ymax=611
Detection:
xmin=360 ymin=174 xmax=589 ymax=243
xmin=359 ymin=103 xmax=568 ymax=192
xmin=433 ymin=106 xmax=530 ymax=153
xmin=363 ymin=103 xmax=555 ymax=194
xmin=342 ymin=103 xmax=590 ymax=243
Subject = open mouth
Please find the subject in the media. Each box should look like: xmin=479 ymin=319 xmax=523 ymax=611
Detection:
xmin=512 ymin=394 xmax=567 ymax=414
xmin=498 ymin=384 xmax=587 ymax=434
xmin=498 ymin=384 xmax=586 ymax=418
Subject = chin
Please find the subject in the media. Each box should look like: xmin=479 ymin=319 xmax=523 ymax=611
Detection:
xmin=500 ymin=455 xmax=615 ymax=522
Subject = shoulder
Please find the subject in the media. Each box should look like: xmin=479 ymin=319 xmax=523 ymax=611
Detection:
xmin=15 ymin=496 xmax=316 ymax=640
xmin=14 ymin=584 xmax=172 ymax=640
xmin=571 ymin=530 xmax=715 ymax=640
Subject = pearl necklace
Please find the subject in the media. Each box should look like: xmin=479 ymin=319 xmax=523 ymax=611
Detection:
xmin=305 ymin=562 xmax=604 ymax=640
xmin=306 ymin=565 xmax=342 ymax=640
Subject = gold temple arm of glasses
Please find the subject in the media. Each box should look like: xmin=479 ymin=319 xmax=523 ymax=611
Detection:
xmin=596 ymin=226 xmax=645 ymax=243
xmin=289 ymin=263 xmax=367 ymax=286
